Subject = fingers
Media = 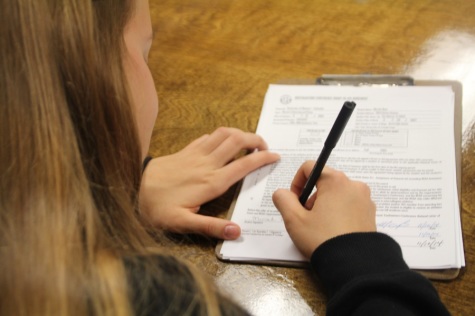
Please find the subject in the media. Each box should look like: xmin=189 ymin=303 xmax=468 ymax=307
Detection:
xmin=272 ymin=189 xmax=304 ymax=223
xmin=191 ymin=127 xmax=271 ymax=163
xmin=305 ymin=191 xmax=318 ymax=209
xmin=193 ymin=127 xmax=244 ymax=152
xmin=272 ymin=188 xmax=319 ymax=258
xmin=289 ymin=160 xmax=317 ymax=194
xmin=219 ymin=150 xmax=280 ymax=185
xmin=170 ymin=212 xmax=242 ymax=240
xmin=211 ymin=130 xmax=269 ymax=165
xmin=184 ymin=134 xmax=210 ymax=150
xmin=273 ymin=167 xmax=377 ymax=258
xmin=289 ymin=162 xmax=338 ymax=196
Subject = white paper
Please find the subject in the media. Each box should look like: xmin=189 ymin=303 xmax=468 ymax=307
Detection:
xmin=220 ymin=84 xmax=464 ymax=269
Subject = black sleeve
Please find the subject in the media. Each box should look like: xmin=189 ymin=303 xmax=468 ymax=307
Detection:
xmin=310 ymin=232 xmax=451 ymax=316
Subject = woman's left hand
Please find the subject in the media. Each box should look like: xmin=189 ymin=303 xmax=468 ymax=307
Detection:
xmin=139 ymin=127 xmax=280 ymax=240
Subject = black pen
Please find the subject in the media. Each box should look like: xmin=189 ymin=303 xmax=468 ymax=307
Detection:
xmin=298 ymin=101 xmax=356 ymax=206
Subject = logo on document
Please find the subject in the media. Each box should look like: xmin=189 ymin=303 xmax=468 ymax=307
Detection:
xmin=280 ymin=95 xmax=292 ymax=104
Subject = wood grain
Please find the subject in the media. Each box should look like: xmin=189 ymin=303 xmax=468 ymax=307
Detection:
xmin=148 ymin=1 xmax=475 ymax=314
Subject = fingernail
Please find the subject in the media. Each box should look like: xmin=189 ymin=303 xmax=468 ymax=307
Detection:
xmin=224 ymin=225 xmax=240 ymax=239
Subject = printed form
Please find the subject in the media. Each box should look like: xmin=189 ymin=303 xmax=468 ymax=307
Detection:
xmin=220 ymin=84 xmax=465 ymax=269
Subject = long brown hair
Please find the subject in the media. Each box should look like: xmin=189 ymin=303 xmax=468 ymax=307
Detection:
xmin=0 ymin=0 xmax=224 ymax=315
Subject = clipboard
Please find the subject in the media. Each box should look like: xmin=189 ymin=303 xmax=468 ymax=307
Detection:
xmin=216 ymin=75 xmax=463 ymax=280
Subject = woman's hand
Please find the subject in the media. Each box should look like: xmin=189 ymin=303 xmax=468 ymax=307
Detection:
xmin=273 ymin=163 xmax=376 ymax=259
xmin=140 ymin=127 xmax=280 ymax=240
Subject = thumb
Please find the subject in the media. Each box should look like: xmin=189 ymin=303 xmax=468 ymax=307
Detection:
xmin=180 ymin=213 xmax=242 ymax=240
xmin=272 ymin=189 xmax=304 ymax=223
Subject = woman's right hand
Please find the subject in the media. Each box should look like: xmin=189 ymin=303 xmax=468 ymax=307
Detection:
xmin=272 ymin=163 xmax=377 ymax=259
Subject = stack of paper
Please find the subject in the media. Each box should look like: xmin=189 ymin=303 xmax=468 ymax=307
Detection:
xmin=219 ymin=84 xmax=465 ymax=273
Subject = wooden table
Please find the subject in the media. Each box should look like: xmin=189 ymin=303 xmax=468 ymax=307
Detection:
xmin=148 ymin=1 xmax=475 ymax=315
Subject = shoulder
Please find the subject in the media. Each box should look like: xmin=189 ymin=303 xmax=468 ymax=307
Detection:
xmin=124 ymin=254 xmax=199 ymax=314
xmin=124 ymin=254 xmax=250 ymax=316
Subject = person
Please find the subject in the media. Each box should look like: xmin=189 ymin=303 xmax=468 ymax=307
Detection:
xmin=0 ymin=0 xmax=450 ymax=316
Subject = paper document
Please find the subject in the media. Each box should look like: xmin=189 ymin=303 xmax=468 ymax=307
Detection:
xmin=219 ymin=84 xmax=465 ymax=270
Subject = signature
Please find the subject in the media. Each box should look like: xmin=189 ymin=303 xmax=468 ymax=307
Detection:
xmin=377 ymin=219 xmax=411 ymax=229
xmin=417 ymin=239 xmax=444 ymax=249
